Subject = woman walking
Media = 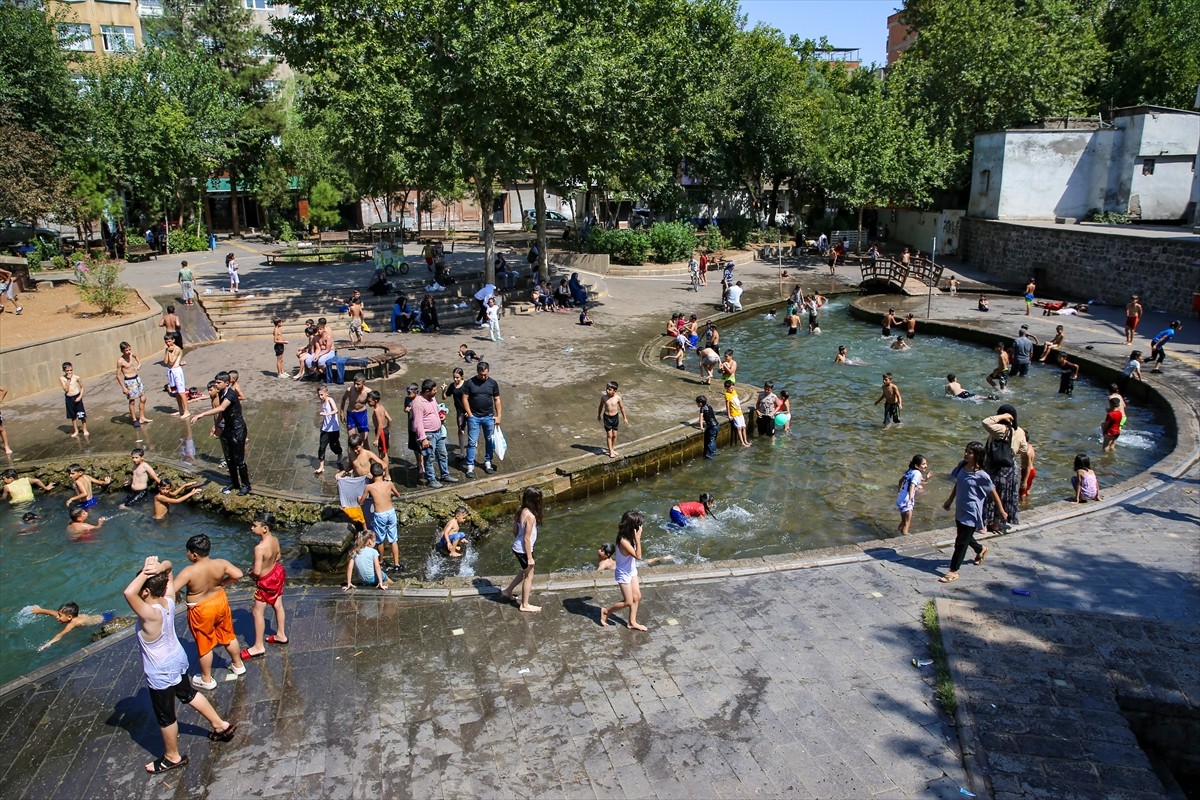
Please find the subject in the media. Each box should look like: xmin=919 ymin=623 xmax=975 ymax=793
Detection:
xmin=600 ymin=510 xmax=648 ymax=631
xmin=502 ymin=487 xmax=542 ymax=612
xmin=940 ymin=441 xmax=1006 ymax=583
xmin=980 ymin=404 xmax=1031 ymax=532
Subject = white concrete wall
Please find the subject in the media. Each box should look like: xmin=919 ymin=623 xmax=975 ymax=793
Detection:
xmin=968 ymin=132 xmax=1006 ymax=219
xmin=1121 ymin=112 xmax=1200 ymax=220
xmin=890 ymin=209 xmax=965 ymax=255
xmin=995 ymin=131 xmax=1116 ymax=219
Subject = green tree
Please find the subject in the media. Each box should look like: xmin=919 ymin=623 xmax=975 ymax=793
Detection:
xmin=815 ymin=79 xmax=957 ymax=249
xmin=890 ymin=0 xmax=1106 ymax=187
xmin=1092 ymin=0 xmax=1200 ymax=110
xmin=0 ymin=113 xmax=70 ymax=225
xmin=0 ymin=3 xmax=81 ymax=145
xmin=307 ymin=179 xmax=343 ymax=230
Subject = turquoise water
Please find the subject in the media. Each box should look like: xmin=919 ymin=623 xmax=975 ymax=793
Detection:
xmin=457 ymin=299 xmax=1171 ymax=577
xmin=0 ymin=502 xmax=263 ymax=685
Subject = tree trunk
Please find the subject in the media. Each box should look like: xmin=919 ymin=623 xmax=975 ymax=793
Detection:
xmin=475 ymin=172 xmax=495 ymax=286
xmin=201 ymin=183 xmax=214 ymax=237
xmin=416 ymin=188 xmax=423 ymax=237
xmin=856 ymin=206 xmax=864 ymax=254
xmin=768 ymin=177 xmax=781 ymax=227
xmin=534 ymin=172 xmax=550 ymax=282
xmin=229 ymin=167 xmax=242 ymax=236
xmin=513 ymin=180 xmax=525 ymax=228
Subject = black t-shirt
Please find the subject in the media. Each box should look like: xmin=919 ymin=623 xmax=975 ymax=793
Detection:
xmin=219 ymin=388 xmax=246 ymax=437
xmin=700 ymin=403 xmax=718 ymax=429
xmin=449 ymin=383 xmax=469 ymax=414
xmin=465 ymin=376 xmax=499 ymax=416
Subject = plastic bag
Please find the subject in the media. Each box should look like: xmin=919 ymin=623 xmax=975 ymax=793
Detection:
xmin=492 ymin=426 xmax=508 ymax=461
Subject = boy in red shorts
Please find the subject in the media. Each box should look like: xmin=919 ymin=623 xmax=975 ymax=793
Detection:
xmin=242 ymin=512 xmax=288 ymax=659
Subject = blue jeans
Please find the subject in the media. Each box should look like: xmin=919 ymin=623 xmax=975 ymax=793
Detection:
xmin=423 ymin=429 xmax=449 ymax=483
xmin=466 ymin=415 xmax=495 ymax=466
xmin=703 ymin=425 xmax=718 ymax=459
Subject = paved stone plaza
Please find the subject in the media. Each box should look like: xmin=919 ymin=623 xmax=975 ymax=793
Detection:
xmin=1 ymin=245 xmax=1197 ymax=798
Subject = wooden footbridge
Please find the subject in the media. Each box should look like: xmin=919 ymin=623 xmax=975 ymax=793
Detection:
xmin=858 ymin=257 xmax=945 ymax=296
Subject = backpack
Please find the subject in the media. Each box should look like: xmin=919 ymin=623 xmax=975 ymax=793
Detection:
xmin=985 ymin=428 xmax=1015 ymax=470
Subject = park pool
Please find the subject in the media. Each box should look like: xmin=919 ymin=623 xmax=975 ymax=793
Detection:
xmin=0 ymin=502 xmax=281 ymax=686
xmin=454 ymin=299 xmax=1171 ymax=577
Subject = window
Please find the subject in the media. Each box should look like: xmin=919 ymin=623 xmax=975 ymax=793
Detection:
xmin=262 ymin=79 xmax=281 ymax=95
xmin=244 ymin=0 xmax=274 ymax=8
xmin=980 ymin=169 xmax=991 ymax=194
xmin=59 ymin=23 xmax=94 ymax=51
xmin=138 ymin=0 xmax=163 ymax=16
xmin=101 ymin=25 xmax=136 ymax=52
xmin=1141 ymin=159 xmax=1155 ymax=176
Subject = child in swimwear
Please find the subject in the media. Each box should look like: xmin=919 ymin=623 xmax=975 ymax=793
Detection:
xmin=1038 ymin=325 xmax=1065 ymax=363
xmin=945 ymin=373 xmax=974 ymax=399
xmin=344 ymin=530 xmax=391 ymax=590
xmin=65 ymin=463 xmax=111 ymax=509
xmin=896 ymin=455 xmax=929 ymax=535
xmin=776 ymin=390 xmax=791 ymax=432
xmin=1101 ymin=396 xmax=1124 ymax=453
xmin=437 ymin=506 xmax=469 ymax=558
xmin=600 ymin=510 xmax=648 ymax=631
xmin=121 ymin=448 xmax=160 ymax=508
xmin=153 ymin=477 xmax=203 ymax=520
xmin=273 ymin=318 xmax=287 ymax=378
xmin=367 ymin=391 xmax=393 ymax=470
xmin=891 ymin=335 xmax=909 ymax=351
xmin=834 ymin=345 xmax=848 ymax=364
xmin=59 ymin=362 xmax=89 ymax=438
xmin=31 ymin=602 xmax=115 ymax=652
xmin=67 ymin=507 xmax=107 ymax=541
xmin=1071 ymin=453 xmax=1101 ymax=503
xmin=244 ymin=512 xmax=287 ymax=658
xmin=670 ymin=493 xmax=713 ymax=527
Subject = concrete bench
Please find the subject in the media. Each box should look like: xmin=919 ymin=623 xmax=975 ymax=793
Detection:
xmin=322 ymin=339 xmax=406 ymax=383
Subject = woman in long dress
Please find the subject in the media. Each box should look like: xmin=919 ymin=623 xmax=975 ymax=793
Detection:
xmin=980 ymin=404 xmax=1031 ymax=531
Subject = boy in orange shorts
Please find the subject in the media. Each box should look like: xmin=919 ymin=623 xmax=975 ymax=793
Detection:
xmin=175 ymin=533 xmax=246 ymax=689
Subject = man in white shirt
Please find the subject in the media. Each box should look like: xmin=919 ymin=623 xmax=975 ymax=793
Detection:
xmin=726 ymin=280 xmax=744 ymax=311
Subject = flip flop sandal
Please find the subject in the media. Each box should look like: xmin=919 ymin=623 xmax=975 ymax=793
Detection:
xmin=209 ymin=723 xmax=238 ymax=743
xmin=266 ymin=635 xmax=288 ymax=645
xmin=975 ymin=546 xmax=989 ymax=565
xmin=239 ymin=648 xmax=264 ymax=661
xmin=148 ymin=755 xmax=189 ymax=774
xmin=938 ymin=573 xmax=959 ymax=583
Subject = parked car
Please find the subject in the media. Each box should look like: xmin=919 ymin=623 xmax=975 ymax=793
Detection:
xmin=522 ymin=209 xmax=575 ymax=233
xmin=628 ymin=208 xmax=653 ymax=229
xmin=0 ymin=219 xmax=61 ymax=248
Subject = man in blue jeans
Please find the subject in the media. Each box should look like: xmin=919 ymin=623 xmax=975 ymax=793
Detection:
xmin=412 ymin=379 xmax=459 ymax=488
xmin=463 ymin=361 xmax=502 ymax=478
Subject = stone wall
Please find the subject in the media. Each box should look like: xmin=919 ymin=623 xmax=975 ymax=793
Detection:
xmin=962 ymin=219 xmax=1200 ymax=314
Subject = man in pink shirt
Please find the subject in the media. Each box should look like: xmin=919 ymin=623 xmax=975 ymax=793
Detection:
xmin=412 ymin=379 xmax=459 ymax=489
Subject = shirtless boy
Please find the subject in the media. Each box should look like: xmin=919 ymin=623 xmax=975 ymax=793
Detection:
xmin=272 ymin=318 xmax=287 ymax=378
xmin=59 ymin=362 xmax=89 ymax=438
xmin=175 ymin=533 xmax=246 ymax=689
xmin=1124 ymin=295 xmax=1143 ymax=345
xmin=341 ymin=375 xmax=372 ymax=438
xmin=66 ymin=463 xmax=111 ymax=508
xmin=159 ymin=305 xmax=183 ymax=351
xmin=784 ymin=308 xmax=801 ymax=335
xmin=437 ymin=506 xmax=469 ymax=557
xmin=697 ymin=347 xmax=720 ymax=384
xmin=874 ymin=373 xmax=903 ymax=426
xmin=348 ymin=294 xmax=365 ymax=347
xmin=122 ymin=448 xmax=160 ymax=508
xmin=164 ymin=335 xmax=188 ymax=417
xmin=339 ymin=432 xmax=386 ymax=478
xmin=153 ymin=477 xmax=202 ymax=520
xmin=242 ymin=512 xmax=287 ymax=659
xmin=31 ymin=602 xmax=116 ymax=652
xmin=67 ymin=507 xmax=107 ymax=541
xmin=945 ymin=373 xmax=974 ymax=399
xmin=834 ymin=345 xmax=848 ymax=364
xmin=719 ymin=350 xmax=737 ymax=382
xmin=597 ymin=381 xmax=630 ymax=458
xmin=359 ymin=463 xmax=402 ymax=568
xmin=367 ymin=391 xmax=392 ymax=467
xmin=116 ymin=341 xmax=151 ymax=427
xmin=986 ymin=342 xmax=1010 ymax=390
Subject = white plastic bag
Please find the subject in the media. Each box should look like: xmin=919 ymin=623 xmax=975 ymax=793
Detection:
xmin=492 ymin=425 xmax=508 ymax=461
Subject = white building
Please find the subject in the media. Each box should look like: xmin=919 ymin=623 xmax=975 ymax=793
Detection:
xmin=968 ymin=106 xmax=1200 ymax=223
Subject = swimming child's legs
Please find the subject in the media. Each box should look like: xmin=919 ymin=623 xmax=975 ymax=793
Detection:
xmin=669 ymin=508 xmax=688 ymax=527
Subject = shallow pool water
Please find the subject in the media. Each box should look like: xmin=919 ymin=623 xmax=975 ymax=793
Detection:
xmin=456 ymin=299 xmax=1171 ymax=577
xmin=0 ymin=502 xmax=261 ymax=685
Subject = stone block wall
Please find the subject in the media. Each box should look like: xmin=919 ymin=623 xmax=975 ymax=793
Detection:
xmin=962 ymin=219 xmax=1200 ymax=314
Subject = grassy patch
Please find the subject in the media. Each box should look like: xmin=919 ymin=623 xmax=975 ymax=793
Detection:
xmin=922 ymin=599 xmax=958 ymax=716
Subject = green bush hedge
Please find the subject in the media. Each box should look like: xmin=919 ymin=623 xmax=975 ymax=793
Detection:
xmin=723 ymin=217 xmax=753 ymax=249
xmin=167 ymin=228 xmax=210 ymax=254
xmin=585 ymin=227 xmax=651 ymax=265
xmin=646 ymin=221 xmax=696 ymax=264
xmin=697 ymin=226 xmax=730 ymax=254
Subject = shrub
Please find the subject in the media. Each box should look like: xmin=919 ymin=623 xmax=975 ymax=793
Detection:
xmin=167 ymin=228 xmax=210 ymax=254
xmin=26 ymin=250 xmax=41 ymax=272
xmin=50 ymin=255 xmax=69 ymax=270
xmin=308 ymin=180 xmax=343 ymax=230
xmin=1084 ymin=209 xmax=1132 ymax=224
xmin=646 ymin=221 xmax=696 ymax=264
xmin=697 ymin=226 xmax=730 ymax=254
xmin=585 ymin=227 xmax=651 ymax=265
xmin=76 ymin=257 xmax=130 ymax=314
xmin=723 ymin=217 xmax=753 ymax=249
xmin=276 ymin=219 xmax=295 ymax=242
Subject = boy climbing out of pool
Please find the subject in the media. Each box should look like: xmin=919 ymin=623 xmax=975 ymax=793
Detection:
xmin=30 ymin=602 xmax=117 ymax=652
xmin=437 ymin=505 xmax=470 ymax=558
xmin=1 ymin=469 xmax=55 ymax=504
xmin=874 ymin=373 xmax=903 ymax=426
xmin=67 ymin=507 xmax=107 ymax=541
xmin=670 ymin=493 xmax=714 ymax=527
xmin=598 ymin=381 xmax=630 ymax=458
xmin=65 ymin=463 xmax=112 ymax=508
xmin=121 ymin=448 xmax=160 ymax=509
xmin=124 ymin=554 xmax=237 ymax=775
xmin=242 ymin=512 xmax=287 ymax=659
xmin=175 ymin=533 xmax=246 ymax=689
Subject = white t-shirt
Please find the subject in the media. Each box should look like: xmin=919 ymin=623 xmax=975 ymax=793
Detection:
xmin=726 ymin=285 xmax=744 ymax=306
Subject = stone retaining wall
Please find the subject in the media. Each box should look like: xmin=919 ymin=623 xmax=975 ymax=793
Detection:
xmin=962 ymin=218 xmax=1200 ymax=313
xmin=0 ymin=290 xmax=161 ymax=400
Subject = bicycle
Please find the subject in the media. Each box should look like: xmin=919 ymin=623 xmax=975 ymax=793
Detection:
xmin=384 ymin=259 xmax=409 ymax=276
xmin=689 ymin=267 xmax=700 ymax=291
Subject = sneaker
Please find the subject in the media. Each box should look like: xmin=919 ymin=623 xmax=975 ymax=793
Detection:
xmin=238 ymin=486 xmax=252 ymax=496
xmin=191 ymin=675 xmax=218 ymax=691
xmin=440 ymin=475 xmax=460 ymax=484
xmin=218 ymin=460 xmax=227 ymax=469
xmin=221 ymin=486 xmax=233 ymax=495
xmin=14 ymin=306 xmax=22 ymax=315
xmin=465 ymin=466 xmax=475 ymax=478
xmin=427 ymin=480 xmax=444 ymax=489
xmin=484 ymin=461 xmax=495 ymax=474
xmin=229 ymin=664 xmax=247 ymax=677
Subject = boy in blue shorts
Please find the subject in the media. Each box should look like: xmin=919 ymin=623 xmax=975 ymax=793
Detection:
xmin=359 ymin=463 xmax=402 ymax=568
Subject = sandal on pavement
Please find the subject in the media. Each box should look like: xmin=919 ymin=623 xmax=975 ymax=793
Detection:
xmin=266 ymin=635 xmax=288 ymax=645
xmin=147 ymin=755 xmax=188 ymax=774
xmin=209 ymin=723 xmax=238 ymax=743
xmin=240 ymin=648 xmax=264 ymax=661
xmin=975 ymin=546 xmax=988 ymax=565
xmin=938 ymin=573 xmax=959 ymax=583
